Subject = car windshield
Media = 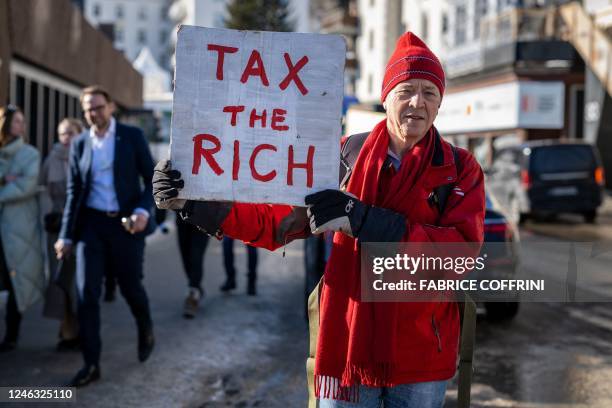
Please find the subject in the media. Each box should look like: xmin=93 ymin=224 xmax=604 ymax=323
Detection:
xmin=530 ymin=145 xmax=596 ymax=173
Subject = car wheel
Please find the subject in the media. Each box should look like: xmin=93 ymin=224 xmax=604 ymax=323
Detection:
xmin=484 ymin=302 xmax=519 ymax=322
xmin=583 ymin=210 xmax=597 ymax=224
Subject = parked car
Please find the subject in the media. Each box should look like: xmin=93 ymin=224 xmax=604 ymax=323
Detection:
xmin=477 ymin=192 xmax=521 ymax=321
xmin=486 ymin=140 xmax=605 ymax=224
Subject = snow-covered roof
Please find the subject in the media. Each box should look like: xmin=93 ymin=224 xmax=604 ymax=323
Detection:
xmin=133 ymin=47 xmax=172 ymax=95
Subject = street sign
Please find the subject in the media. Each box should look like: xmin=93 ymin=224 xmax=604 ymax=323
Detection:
xmin=170 ymin=25 xmax=345 ymax=206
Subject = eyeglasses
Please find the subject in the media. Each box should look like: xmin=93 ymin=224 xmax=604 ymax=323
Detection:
xmin=83 ymin=104 xmax=107 ymax=114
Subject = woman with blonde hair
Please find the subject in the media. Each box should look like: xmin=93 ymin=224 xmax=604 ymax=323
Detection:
xmin=0 ymin=105 xmax=44 ymax=352
xmin=41 ymin=118 xmax=83 ymax=351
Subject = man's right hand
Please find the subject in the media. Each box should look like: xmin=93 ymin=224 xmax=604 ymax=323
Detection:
xmin=54 ymin=239 xmax=73 ymax=260
xmin=153 ymin=159 xmax=187 ymax=210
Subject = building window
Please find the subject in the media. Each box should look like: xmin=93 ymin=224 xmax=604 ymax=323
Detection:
xmin=497 ymin=0 xmax=517 ymax=12
xmin=93 ymin=3 xmax=100 ymax=17
xmin=138 ymin=29 xmax=147 ymax=45
xmin=370 ymin=0 xmax=374 ymax=7
xmin=474 ymin=0 xmax=488 ymax=39
xmin=115 ymin=27 xmax=124 ymax=42
xmin=115 ymin=5 xmax=124 ymax=19
xmin=16 ymin=75 xmax=25 ymax=111
xmin=442 ymin=12 xmax=448 ymax=34
xmin=138 ymin=7 xmax=147 ymax=20
xmin=455 ymin=5 xmax=466 ymax=45
xmin=421 ymin=12 xmax=429 ymax=41
xmin=29 ymin=80 xmax=38 ymax=147
xmin=42 ymin=86 xmax=50 ymax=155
xmin=368 ymin=30 xmax=374 ymax=50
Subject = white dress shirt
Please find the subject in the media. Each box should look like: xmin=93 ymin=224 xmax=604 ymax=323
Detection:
xmin=87 ymin=118 xmax=120 ymax=212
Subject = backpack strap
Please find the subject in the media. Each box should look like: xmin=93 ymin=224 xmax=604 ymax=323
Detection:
xmin=457 ymin=292 xmax=477 ymax=408
xmin=339 ymin=132 xmax=369 ymax=189
xmin=306 ymin=277 xmax=324 ymax=408
xmin=431 ymin=144 xmax=461 ymax=214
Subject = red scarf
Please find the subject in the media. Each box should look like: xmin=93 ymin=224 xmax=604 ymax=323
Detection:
xmin=314 ymin=119 xmax=437 ymax=400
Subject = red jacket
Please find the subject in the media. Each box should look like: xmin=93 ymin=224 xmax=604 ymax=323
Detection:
xmin=219 ymin=135 xmax=485 ymax=384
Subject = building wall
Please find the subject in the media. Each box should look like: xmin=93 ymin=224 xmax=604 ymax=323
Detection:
xmin=84 ymin=0 xmax=174 ymax=69
xmin=3 ymin=0 xmax=143 ymax=155
xmin=0 ymin=0 xmax=11 ymax=105
xmin=355 ymin=0 xmax=388 ymax=102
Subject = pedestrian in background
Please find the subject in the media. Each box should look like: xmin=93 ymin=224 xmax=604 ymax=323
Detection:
xmin=40 ymin=118 xmax=83 ymax=351
xmin=0 ymin=105 xmax=44 ymax=352
xmin=55 ymin=86 xmax=156 ymax=387
xmin=221 ymin=238 xmax=258 ymax=296
xmin=176 ymin=215 xmax=209 ymax=318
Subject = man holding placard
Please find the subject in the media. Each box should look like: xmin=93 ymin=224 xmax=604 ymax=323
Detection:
xmin=154 ymin=29 xmax=485 ymax=408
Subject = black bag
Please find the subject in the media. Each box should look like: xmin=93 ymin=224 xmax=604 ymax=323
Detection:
xmin=53 ymin=258 xmax=74 ymax=295
xmin=44 ymin=212 xmax=63 ymax=233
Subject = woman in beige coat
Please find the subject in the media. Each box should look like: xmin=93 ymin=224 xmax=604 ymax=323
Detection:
xmin=41 ymin=118 xmax=82 ymax=351
xmin=0 ymin=105 xmax=44 ymax=352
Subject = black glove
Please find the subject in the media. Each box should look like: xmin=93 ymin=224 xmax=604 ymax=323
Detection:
xmin=304 ymin=189 xmax=368 ymax=237
xmin=153 ymin=159 xmax=186 ymax=210
xmin=304 ymin=189 xmax=407 ymax=242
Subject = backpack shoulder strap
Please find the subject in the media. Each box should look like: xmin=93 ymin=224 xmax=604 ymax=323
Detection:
xmin=457 ymin=291 xmax=477 ymax=408
xmin=339 ymin=132 xmax=369 ymax=189
xmin=432 ymin=144 xmax=461 ymax=214
xmin=306 ymin=277 xmax=324 ymax=408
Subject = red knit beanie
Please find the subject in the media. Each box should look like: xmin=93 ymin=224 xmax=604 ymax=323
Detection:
xmin=381 ymin=32 xmax=445 ymax=103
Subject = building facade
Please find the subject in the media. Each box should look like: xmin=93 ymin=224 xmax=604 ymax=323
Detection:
xmin=352 ymin=0 xmax=612 ymax=186
xmin=83 ymin=0 xmax=175 ymax=70
xmin=0 ymin=0 xmax=143 ymax=157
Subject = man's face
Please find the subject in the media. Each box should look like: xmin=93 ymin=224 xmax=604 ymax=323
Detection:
xmin=82 ymin=93 xmax=114 ymax=131
xmin=383 ymin=78 xmax=441 ymax=146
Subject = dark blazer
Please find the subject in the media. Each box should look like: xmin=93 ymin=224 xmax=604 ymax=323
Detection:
xmin=59 ymin=121 xmax=155 ymax=241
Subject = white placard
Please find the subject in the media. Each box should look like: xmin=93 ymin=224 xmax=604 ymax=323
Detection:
xmin=170 ymin=26 xmax=346 ymax=206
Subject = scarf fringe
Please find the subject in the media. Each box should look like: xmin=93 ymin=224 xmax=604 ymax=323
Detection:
xmin=314 ymin=375 xmax=360 ymax=403
xmin=314 ymin=363 xmax=395 ymax=403
xmin=342 ymin=362 xmax=396 ymax=388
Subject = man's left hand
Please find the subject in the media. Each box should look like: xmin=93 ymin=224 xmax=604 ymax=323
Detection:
xmin=305 ymin=189 xmax=368 ymax=237
xmin=129 ymin=213 xmax=148 ymax=234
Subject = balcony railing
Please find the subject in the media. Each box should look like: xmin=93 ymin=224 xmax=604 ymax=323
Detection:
xmin=480 ymin=6 xmax=561 ymax=47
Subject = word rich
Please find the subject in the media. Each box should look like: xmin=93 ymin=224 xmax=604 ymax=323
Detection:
xmin=192 ymin=133 xmax=315 ymax=187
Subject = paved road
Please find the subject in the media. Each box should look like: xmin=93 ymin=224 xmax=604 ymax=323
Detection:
xmin=0 ymin=221 xmax=308 ymax=407
xmin=2 ymin=199 xmax=612 ymax=407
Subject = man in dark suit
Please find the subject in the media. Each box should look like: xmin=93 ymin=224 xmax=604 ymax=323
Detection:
xmin=55 ymin=85 xmax=156 ymax=387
